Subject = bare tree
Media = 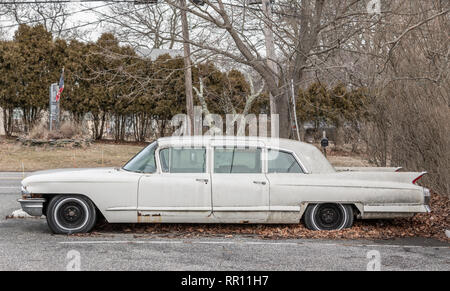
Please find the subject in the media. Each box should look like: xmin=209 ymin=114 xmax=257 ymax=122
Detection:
xmin=97 ymin=3 xmax=182 ymax=51
xmin=145 ymin=0 xmax=393 ymax=138
xmin=354 ymin=0 xmax=450 ymax=194
xmin=193 ymin=73 xmax=264 ymax=135
xmin=2 ymin=2 xmax=69 ymax=37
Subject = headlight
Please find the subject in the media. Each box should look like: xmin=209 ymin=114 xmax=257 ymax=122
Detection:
xmin=21 ymin=186 xmax=42 ymax=199
xmin=21 ymin=186 xmax=30 ymax=196
xmin=423 ymin=188 xmax=431 ymax=205
xmin=21 ymin=186 xmax=31 ymax=199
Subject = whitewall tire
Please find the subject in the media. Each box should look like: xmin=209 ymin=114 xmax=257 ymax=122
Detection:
xmin=46 ymin=195 xmax=97 ymax=234
xmin=304 ymin=203 xmax=354 ymax=231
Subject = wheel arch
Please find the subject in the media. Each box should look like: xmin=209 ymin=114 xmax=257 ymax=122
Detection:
xmin=41 ymin=193 xmax=106 ymax=222
xmin=299 ymin=201 xmax=363 ymax=221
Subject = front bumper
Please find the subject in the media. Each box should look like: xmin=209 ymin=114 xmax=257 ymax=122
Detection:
xmin=18 ymin=198 xmax=46 ymax=216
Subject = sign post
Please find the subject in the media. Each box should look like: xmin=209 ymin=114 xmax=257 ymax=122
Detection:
xmin=320 ymin=131 xmax=329 ymax=158
xmin=49 ymin=83 xmax=60 ymax=131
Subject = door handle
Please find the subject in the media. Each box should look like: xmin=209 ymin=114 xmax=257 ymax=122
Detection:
xmin=253 ymin=181 xmax=267 ymax=185
xmin=196 ymin=178 xmax=209 ymax=184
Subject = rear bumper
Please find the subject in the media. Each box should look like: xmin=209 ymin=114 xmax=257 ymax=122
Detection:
xmin=18 ymin=198 xmax=46 ymax=216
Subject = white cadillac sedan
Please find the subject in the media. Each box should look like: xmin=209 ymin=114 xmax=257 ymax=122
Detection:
xmin=19 ymin=136 xmax=430 ymax=234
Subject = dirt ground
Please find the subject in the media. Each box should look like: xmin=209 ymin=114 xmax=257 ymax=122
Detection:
xmin=326 ymin=152 xmax=372 ymax=167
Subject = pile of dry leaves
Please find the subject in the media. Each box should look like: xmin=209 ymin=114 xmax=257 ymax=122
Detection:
xmin=94 ymin=193 xmax=449 ymax=241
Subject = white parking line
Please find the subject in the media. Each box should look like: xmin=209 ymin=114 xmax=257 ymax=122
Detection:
xmin=58 ymin=240 xmax=450 ymax=249
xmin=58 ymin=240 xmax=305 ymax=247
xmin=60 ymin=240 xmax=184 ymax=245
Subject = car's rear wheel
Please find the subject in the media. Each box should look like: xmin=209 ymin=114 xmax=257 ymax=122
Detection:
xmin=46 ymin=195 xmax=97 ymax=234
xmin=304 ymin=203 xmax=353 ymax=231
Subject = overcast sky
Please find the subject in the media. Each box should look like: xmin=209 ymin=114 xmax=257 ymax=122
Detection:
xmin=0 ymin=2 xmax=112 ymax=41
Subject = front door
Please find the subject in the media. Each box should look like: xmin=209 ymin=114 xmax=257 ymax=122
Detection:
xmin=137 ymin=147 xmax=212 ymax=223
xmin=211 ymin=146 xmax=269 ymax=223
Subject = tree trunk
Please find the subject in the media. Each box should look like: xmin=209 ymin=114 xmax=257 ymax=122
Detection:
xmin=114 ymin=113 xmax=120 ymax=142
xmin=180 ymin=0 xmax=194 ymax=135
xmin=92 ymin=112 xmax=106 ymax=140
xmin=98 ymin=112 xmax=106 ymax=140
xmin=273 ymin=90 xmax=292 ymax=139
xmin=334 ymin=119 xmax=344 ymax=150
xmin=21 ymin=107 xmax=41 ymax=133
xmin=2 ymin=108 xmax=13 ymax=136
xmin=120 ymin=115 xmax=126 ymax=141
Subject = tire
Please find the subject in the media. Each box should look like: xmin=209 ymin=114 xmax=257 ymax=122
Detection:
xmin=46 ymin=195 xmax=97 ymax=234
xmin=304 ymin=203 xmax=354 ymax=231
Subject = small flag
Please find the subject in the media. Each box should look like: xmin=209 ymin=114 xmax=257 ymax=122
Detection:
xmin=55 ymin=68 xmax=64 ymax=102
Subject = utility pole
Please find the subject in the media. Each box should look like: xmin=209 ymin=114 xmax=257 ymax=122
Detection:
xmin=180 ymin=0 xmax=195 ymax=135
xmin=249 ymin=0 xmax=278 ymax=135
xmin=134 ymin=0 xmax=195 ymax=135
xmin=291 ymin=79 xmax=300 ymax=141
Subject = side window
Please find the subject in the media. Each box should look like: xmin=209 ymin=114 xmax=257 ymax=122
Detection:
xmin=159 ymin=147 xmax=206 ymax=173
xmin=268 ymin=149 xmax=303 ymax=173
xmin=214 ymin=147 xmax=262 ymax=174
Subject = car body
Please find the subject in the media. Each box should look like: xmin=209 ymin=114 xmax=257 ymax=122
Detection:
xmin=19 ymin=136 xmax=431 ymax=233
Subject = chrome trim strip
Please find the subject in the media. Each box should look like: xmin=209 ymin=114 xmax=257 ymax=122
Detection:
xmin=363 ymin=204 xmax=429 ymax=213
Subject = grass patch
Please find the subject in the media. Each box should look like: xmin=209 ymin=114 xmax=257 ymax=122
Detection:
xmin=0 ymin=140 xmax=142 ymax=171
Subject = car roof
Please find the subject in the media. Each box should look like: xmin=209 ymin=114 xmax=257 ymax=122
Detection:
xmin=157 ymin=135 xmax=311 ymax=149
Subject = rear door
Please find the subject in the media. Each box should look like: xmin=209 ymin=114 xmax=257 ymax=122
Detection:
xmin=265 ymin=148 xmax=306 ymax=223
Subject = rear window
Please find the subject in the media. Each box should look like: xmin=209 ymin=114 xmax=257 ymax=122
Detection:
xmin=268 ymin=149 xmax=303 ymax=173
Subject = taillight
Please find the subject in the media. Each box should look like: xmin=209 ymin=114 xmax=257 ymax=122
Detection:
xmin=412 ymin=173 xmax=426 ymax=184
xmin=423 ymin=188 xmax=431 ymax=205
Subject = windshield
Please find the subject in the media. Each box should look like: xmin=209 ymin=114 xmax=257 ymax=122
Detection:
xmin=122 ymin=142 xmax=157 ymax=173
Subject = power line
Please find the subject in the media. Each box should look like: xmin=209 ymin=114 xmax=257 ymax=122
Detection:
xmin=1 ymin=3 xmax=148 ymax=35
xmin=0 ymin=0 xmax=302 ymax=33
xmin=0 ymin=2 xmax=114 ymax=29
xmin=58 ymin=4 xmax=147 ymax=32
xmin=0 ymin=1 xmax=137 ymax=3
xmin=0 ymin=1 xmax=298 ymax=18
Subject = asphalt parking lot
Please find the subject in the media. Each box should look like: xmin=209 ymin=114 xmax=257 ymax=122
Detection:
xmin=0 ymin=172 xmax=448 ymax=271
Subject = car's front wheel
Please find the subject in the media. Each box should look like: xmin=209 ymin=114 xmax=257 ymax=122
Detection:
xmin=304 ymin=203 xmax=353 ymax=231
xmin=46 ymin=195 xmax=97 ymax=234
